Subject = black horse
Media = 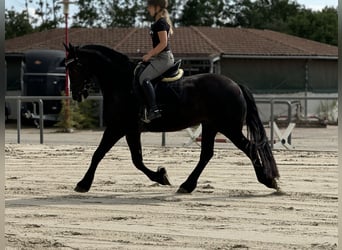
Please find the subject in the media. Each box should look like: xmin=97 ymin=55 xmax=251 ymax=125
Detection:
xmin=64 ymin=43 xmax=279 ymax=194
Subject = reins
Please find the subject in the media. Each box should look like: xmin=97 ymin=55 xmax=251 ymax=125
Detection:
xmin=65 ymin=57 xmax=78 ymax=67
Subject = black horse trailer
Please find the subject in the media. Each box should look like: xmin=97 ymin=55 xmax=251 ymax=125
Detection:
xmin=5 ymin=53 xmax=24 ymax=121
xmin=21 ymin=49 xmax=66 ymax=124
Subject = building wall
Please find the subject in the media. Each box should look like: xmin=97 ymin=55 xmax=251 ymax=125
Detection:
xmin=220 ymin=57 xmax=338 ymax=122
xmin=220 ymin=58 xmax=338 ymax=94
xmin=308 ymin=59 xmax=337 ymax=93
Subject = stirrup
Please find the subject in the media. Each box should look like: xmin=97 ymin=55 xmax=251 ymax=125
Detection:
xmin=141 ymin=108 xmax=161 ymax=123
xmin=148 ymin=109 xmax=161 ymax=120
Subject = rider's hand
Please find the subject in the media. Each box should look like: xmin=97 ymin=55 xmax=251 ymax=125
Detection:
xmin=142 ymin=53 xmax=152 ymax=62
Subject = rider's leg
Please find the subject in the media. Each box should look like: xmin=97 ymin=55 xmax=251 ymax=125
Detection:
xmin=141 ymin=78 xmax=161 ymax=121
xmin=138 ymin=52 xmax=174 ymax=122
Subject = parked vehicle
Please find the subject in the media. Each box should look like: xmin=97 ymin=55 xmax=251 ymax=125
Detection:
xmin=22 ymin=49 xmax=66 ymax=124
xmin=5 ymin=50 xmax=66 ymax=125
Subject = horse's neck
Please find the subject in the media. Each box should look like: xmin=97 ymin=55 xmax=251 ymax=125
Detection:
xmin=82 ymin=47 xmax=135 ymax=95
xmin=96 ymin=62 xmax=135 ymax=96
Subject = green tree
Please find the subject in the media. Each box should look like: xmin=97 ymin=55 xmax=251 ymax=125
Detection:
xmin=6 ymin=0 xmax=337 ymax=46
xmin=72 ymin=0 xmax=141 ymax=28
xmin=288 ymin=7 xmax=337 ymax=45
xmin=72 ymin=0 xmax=105 ymax=27
xmin=165 ymin=0 xmax=183 ymax=26
xmin=56 ymin=98 xmax=99 ymax=130
xmin=6 ymin=0 xmax=63 ymax=35
xmin=34 ymin=0 xmax=63 ymax=30
xmin=137 ymin=0 xmax=185 ymax=26
xmin=231 ymin=0 xmax=337 ymax=45
xmin=5 ymin=10 xmax=34 ymax=39
xmin=179 ymin=0 xmax=231 ymax=26
xmin=233 ymin=0 xmax=301 ymax=32
xmin=104 ymin=0 xmax=140 ymax=27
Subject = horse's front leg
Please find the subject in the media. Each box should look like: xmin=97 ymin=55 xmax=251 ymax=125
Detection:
xmin=125 ymin=132 xmax=171 ymax=186
xmin=75 ymin=128 xmax=125 ymax=192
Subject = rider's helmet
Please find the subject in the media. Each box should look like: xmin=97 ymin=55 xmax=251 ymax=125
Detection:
xmin=147 ymin=0 xmax=168 ymax=9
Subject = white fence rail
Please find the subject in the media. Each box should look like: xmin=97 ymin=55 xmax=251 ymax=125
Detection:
xmin=5 ymin=96 xmax=103 ymax=144
xmin=5 ymin=96 xmax=338 ymax=148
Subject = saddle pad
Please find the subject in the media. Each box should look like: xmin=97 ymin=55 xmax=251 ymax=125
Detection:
xmin=161 ymin=69 xmax=184 ymax=83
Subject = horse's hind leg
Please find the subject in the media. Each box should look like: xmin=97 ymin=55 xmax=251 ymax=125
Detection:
xmin=222 ymin=129 xmax=277 ymax=189
xmin=75 ymin=128 xmax=124 ymax=192
xmin=178 ymin=124 xmax=217 ymax=193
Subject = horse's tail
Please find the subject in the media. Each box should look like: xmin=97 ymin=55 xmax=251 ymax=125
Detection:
xmin=238 ymin=84 xmax=279 ymax=179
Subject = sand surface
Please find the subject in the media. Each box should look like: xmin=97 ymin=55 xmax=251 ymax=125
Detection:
xmin=5 ymin=133 xmax=338 ymax=250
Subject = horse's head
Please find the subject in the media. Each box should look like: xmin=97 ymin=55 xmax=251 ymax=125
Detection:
xmin=64 ymin=43 xmax=92 ymax=102
xmin=65 ymin=43 xmax=134 ymax=102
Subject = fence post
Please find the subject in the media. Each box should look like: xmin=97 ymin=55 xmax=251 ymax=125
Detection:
xmin=39 ymin=99 xmax=44 ymax=144
xmin=270 ymin=99 xmax=274 ymax=149
xmin=16 ymin=99 xmax=21 ymax=144
xmin=99 ymin=98 xmax=103 ymax=127
xmin=162 ymin=132 xmax=166 ymax=146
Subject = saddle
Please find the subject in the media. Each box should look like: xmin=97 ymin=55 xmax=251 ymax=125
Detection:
xmin=134 ymin=60 xmax=184 ymax=85
xmin=159 ymin=60 xmax=184 ymax=83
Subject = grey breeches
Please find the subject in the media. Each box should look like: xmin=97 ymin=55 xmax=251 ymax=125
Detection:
xmin=139 ymin=51 xmax=174 ymax=84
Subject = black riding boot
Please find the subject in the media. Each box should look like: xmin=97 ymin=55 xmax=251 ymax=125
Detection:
xmin=141 ymin=80 xmax=161 ymax=122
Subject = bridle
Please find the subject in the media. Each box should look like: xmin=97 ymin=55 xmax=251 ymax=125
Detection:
xmin=65 ymin=55 xmax=91 ymax=102
xmin=65 ymin=57 xmax=78 ymax=67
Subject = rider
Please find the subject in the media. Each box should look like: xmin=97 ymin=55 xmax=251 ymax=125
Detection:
xmin=139 ymin=0 xmax=174 ymax=122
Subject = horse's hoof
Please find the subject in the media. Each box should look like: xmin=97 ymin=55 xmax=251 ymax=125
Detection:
xmin=157 ymin=167 xmax=171 ymax=186
xmin=74 ymin=185 xmax=89 ymax=193
xmin=176 ymin=187 xmax=191 ymax=194
xmin=272 ymin=179 xmax=279 ymax=190
xmin=262 ymin=178 xmax=279 ymax=190
xmin=274 ymin=188 xmax=286 ymax=196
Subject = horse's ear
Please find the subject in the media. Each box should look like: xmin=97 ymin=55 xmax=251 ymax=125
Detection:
xmin=69 ymin=43 xmax=74 ymax=51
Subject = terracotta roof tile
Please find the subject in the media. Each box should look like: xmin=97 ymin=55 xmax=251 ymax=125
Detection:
xmin=249 ymin=29 xmax=337 ymax=56
xmin=192 ymin=27 xmax=337 ymax=56
xmin=5 ymin=27 xmax=337 ymax=58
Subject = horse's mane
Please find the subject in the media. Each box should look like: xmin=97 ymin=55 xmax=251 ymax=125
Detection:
xmin=80 ymin=44 xmax=131 ymax=66
xmin=78 ymin=44 xmax=134 ymax=90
